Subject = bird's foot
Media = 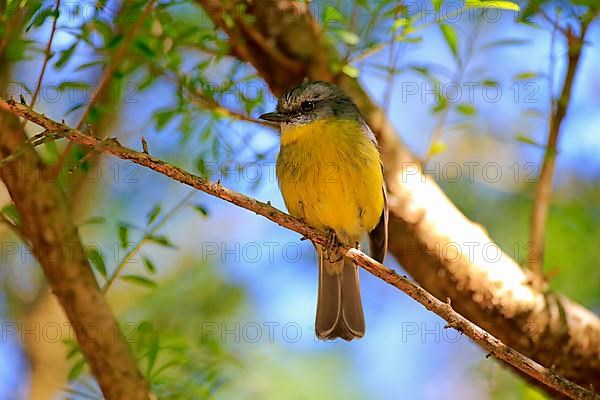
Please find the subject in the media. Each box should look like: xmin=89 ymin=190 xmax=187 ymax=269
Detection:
xmin=324 ymin=229 xmax=344 ymax=263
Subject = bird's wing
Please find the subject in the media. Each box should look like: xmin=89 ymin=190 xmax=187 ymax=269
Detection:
xmin=368 ymin=172 xmax=388 ymax=263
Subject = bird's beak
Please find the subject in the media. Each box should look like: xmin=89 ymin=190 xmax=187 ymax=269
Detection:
xmin=259 ymin=112 xmax=287 ymax=123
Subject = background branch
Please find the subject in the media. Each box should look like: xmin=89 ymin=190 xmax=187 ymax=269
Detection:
xmin=528 ymin=19 xmax=590 ymax=279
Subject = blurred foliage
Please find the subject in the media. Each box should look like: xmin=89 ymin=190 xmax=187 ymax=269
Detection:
xmin=0 ymin=0 xmax=599 ymax=399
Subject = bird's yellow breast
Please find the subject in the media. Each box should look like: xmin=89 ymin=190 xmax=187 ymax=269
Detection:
xmin=276 ymin=119 xmax=384 ymax=240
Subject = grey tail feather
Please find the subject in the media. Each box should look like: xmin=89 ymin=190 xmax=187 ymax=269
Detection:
xmin=315 ymin=249 xmax=365 ymax=341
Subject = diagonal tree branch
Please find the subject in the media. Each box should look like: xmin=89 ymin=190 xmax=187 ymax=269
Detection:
xmin=195 ymin=0 xmax=600 ymax=392
xmin=0 ymin=99 xmax=597 ymax=400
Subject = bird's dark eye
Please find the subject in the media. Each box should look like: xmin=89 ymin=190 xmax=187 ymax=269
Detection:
xmin=300 ymin=101 xmax=314 ymax=112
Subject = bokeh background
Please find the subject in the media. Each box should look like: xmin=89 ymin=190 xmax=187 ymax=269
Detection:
xmin=0 ymin=0 xmax=598 ymax=398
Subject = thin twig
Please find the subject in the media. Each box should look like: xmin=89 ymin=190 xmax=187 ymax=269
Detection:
xmin=1 ymin=99 xmax=597 ymax=400
xmin=0 ymin=130 xmax=63 ymax=167
xmin=28 ymin=0 xmax=61 ymax=113
xmin=528 ymin=20 xmax=590 ymax=279
xmin=102 ymin=189 xmax=196 ymax=293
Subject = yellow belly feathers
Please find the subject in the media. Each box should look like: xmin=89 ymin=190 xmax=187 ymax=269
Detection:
xmin=276 ymin=119 xmax=384 ymax=240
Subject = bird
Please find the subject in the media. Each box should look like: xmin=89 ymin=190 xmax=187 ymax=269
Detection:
xmin=260 ymin=81 xmax=388 ymax=341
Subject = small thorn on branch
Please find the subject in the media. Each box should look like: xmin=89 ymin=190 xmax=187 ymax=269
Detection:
xmin=141 ymin=136 xmax=149 ymax=154
xmin=486 ymin=352 xmax=493 ymax=359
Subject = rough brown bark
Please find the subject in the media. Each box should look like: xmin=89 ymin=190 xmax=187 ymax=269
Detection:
xmin=0 ymin=112 xmax=150 ymax=399
xmin=196 ymin=0 xmax=600 ymax=392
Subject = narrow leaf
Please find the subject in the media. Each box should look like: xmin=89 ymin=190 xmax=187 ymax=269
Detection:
xmin=142 ymin=257 xmax=156 ymax=274
xmin=456 ymin=103 xmax=476 ymax=115
xmin=55 ymin=42 xmax=77 ymax=69
xmin=120 ymin=275 xmax=158 ymax=289
xmin=1 ymin=204 xmax=20 ymax=225
xmin=465 ymin=0 xmax=520 ymax=11
xmin=342 ymin=64 xmax=360 ymax=78
xmin=192 ymin=204 xmax=209 ymax=217
xmin=428 ymin=141 xmax=447 ymax=157
xmin=87 ymin=248 xmax=107 ymax=278
xmin=80 ymin=216 xmax=106 ymax=226
xmin=68 ymin=358 xmax=86 ymax=382
xmin=440 ymin=23 xmax=459 ymax=59
xmin=515 ymin=134 xmax=540 ymax=146
xmin=146 ymin=336 xmax=160 ymax=376
xmin=118 ymin=225 xmax=128 ymax=249
xmin=146 ymin=205 xmax=161 ymax=226
xmin=336 ymin=30 xmax=360 ymax=46
xmin=147 ymin=235 xmax=176 ymax=248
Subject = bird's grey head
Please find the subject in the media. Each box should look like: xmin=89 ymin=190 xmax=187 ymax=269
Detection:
xmin=259 ymin=81 xmax=361 ymax=126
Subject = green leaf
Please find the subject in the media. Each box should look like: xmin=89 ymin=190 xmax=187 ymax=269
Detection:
xmin=142 ymin=257 xmax=157 ymax=274
xmin=222 ymin=12 xmax=234 ymax=28
xmin=137 ymin=321 xmax=154 ymax=335
xmin=135 ymin=40 xmax=156 ymax=58
xmin=146 ymin=336 xmax=160 ymax=376
xmin=1 ymin=204 xmax=20 ymax=225
xmin=196 ymin=158 xmax=208 ymax=178
xmin=66 ymin=346 xmax=81 ymax=360
xmin=55 ymin=42 xmax=78 ymax=69
xmin=118 ymin=225 xmax=129 ymax=249
xmin=192 ymin=204 xmax=209 ymax=217
xmin=147 ymin=235 xmax=176 ymax=248
xmin=120 ymin=275 xmax=158 ymax=289
xmin=154 ymin=108 xmax=176 ymax=130
xmin=65 ymin=102 xmax=85 ymax=117
xmin=391 ymin=18 xmax=409 ymax=32
xmin=146 ymin=205 xmax=161 ymax=226
xmin=74 ymin=60 xmax=106 ymax=72
xmin=150 ymin=359 xmax=181 ymax=379
xmin=80 ymin=216 xmax=106 ymax=226
xmin=336 ymin=30 xmax=360 ymax=46
xmin=481 ymin=38 xmax=530 ymax=50
xmin=515 ymin=134 xmax=540 ymax=146
xmin=87 ymin=248 xmax=107 ymax=278
xmin=514 ymin=71 xmax=540 ymax=80
xmin=465 ymin=0 xmax=520 ymax=12
xmin=106 ymin=34 xmax=124 ymax=49
xmin=323 ymin=4 xmax=344 ymax=23
xmin=397 ymin=36 xmax=423 ymax=44
xmin=428 ymin=141 xmax=447 ymax=157
xmin=456 ymin=103 xmax=476 ymax=115
xmin=342 ymin=64 xmax=360 ymax=78
xmin=68 ymin=358 xmax=86 ymax=382
xmin=440 ymin=23 xmax=459 ymax=59
xmin=57 ymin=81 xmax=93 ymax=92
xmin=26 ymin=5 xmax=59 ymax=32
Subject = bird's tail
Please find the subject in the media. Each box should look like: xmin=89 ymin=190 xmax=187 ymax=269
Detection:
xmin=315 ymin=246 xmax=365 ymax=341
